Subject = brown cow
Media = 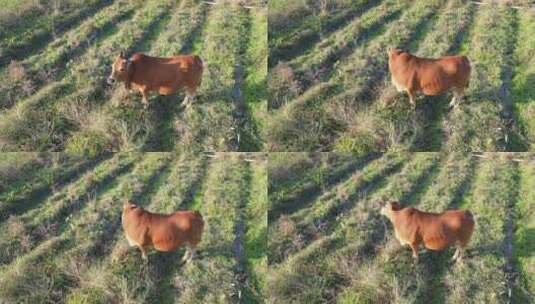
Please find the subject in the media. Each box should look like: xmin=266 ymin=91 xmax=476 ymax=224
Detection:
xmin=121 ymin=200 xmax=204 ymax=263
xmin=387 ymin=48 xmax=471 ymax=108
xmin=107 ymin=52 xmax=203 ymax=109
xmin=380 ymin=201 xmax=475 ymax=262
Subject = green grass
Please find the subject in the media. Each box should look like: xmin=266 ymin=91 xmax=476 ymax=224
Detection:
xmin=0 ymin=153 xmax=171 ymax=303
xmin=269 ymin=153 xmax=369 ymax=221
xmin=0 ymin=153 xmax=106 ymax=222
xmin=268 ymin=0 xmax=444 ymax=152
xmin=1 ymin=0 xmax=266 ymax=153
xmin=267 ymin=1 xmax=535 ymax=152
xmin=513 ymin=156 xmax=535 ymax=302
xmin=0 ymin=154 xmax=138 ymax=266
xmin=268 ymin=152 xmax=407 ymax=266
xmin=511 ymin=11 xmax=535 ymax=150
xmin=0 ymin=0 xmax=137 ymax=109
xmin=267 ymin=152 xmax=534 ymax=303
xmin=243 ymin=8 xmax=268 ymax=150
xmin=269 ymin=0 xmax=372 ymax=65
xmin=445 ymin=154 xmax=517 ymax=303
xmin=177 ymin=154 xmax=258 ymax=303
xmin=175 ymin=2 xmax=254 ymax=152
xmin=444 ymin=5 xmax=517 ymax=152
xmin=245 ymin=157 xmax=268 ymax=299
xmin=266 ymin=153 xmax=441 ymax=303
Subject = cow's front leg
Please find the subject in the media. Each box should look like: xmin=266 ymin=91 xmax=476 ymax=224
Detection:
xmin=452 ymin=246 xmax=464 ymax=262
xmin=183 ymin=87 xmax=197 ymax=108
xmin=181 ymin=246 xmax=192 ymax=264
xmin=450 ymin=90 xmax=461 ymax=108
xmin=140 ymin=90 xmax=149 ymax=109
xmin=449 ymin=95 xmax=457 ymax=108
xmin=188 ymin=247 xmax=197 ymax=262
xmin=407 ymin=89 xmax=417 ymax=109
xmin=409 ymin=242 xmax=419 ymax=263
xmin=450 ymin=88 xmax=465 ymax=108
xmin=139 ymin=245 xmax=148 ymax=261
xmin=181 ymin=94 xmax=190 ymax=107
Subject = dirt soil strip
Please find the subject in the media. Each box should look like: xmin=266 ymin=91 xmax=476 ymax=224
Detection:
xmin=232 ymin=160 xmax=252 ymax=303
xmin=504 ymin=160 xmax=520 ymax=302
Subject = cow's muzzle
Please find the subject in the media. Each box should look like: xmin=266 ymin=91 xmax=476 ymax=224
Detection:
xmin=106 ymin=77 xmax=116 ymax=85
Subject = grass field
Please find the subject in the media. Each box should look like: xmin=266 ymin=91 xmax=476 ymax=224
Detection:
xmin=267 ymin=0 xmax=535 ymax=153
xmin=0 ymin=0 xmax=267 ymax=153
xmin=0 ymin=152 xmax=266 ymax=303
xmin=267 ymin=152 xmax=535 ymax=303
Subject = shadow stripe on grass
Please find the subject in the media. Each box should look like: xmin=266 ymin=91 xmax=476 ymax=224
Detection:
xmin=269 ymin=0 xmax=382 ymax=67
xmin=268 ymin=153 xmax=381 ymax=222
xmin=0 ymin=153 xmax=112 ymax=222
xmin=0 ymin=154 xmax=139 ymax=266
xmin=268 ymin=153 xmax=408 ymax=266
xmin=0 ymin=0 xmax=114 ymax=68
xmin=0 ymin=2 xmax=138 ymax=110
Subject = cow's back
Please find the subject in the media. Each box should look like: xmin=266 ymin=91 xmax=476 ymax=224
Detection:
xmin=389 ymin=53 xmax=470 ymax=95
xmin=148 ymin=211 xmax=204 ymax=251
xmin=130 ymin=54 xmax=203 ymax=94
xmin=415 ymin=210 xmax=474 ymax=250
xmin=440 ymin=210 xmax=474 ymax=244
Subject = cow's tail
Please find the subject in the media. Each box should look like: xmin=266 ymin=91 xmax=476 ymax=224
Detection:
xmin=193 ymin=210 xmax=204 ymax=230
xmin=194 ymin=55 xmax=203 ymax=87
xmin=462 ymin=55 xmax=471 ymax=88
xmin=464 ymin=210 xmax=475 ymax=228
xmin=463 ymin=210 xmax=476 ymax=245
xmin=189 ymin=210 xmax=205 ymax=247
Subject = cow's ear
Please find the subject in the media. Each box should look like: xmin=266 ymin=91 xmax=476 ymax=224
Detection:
xmin=119 ymin=51 xmax=126 ymax=59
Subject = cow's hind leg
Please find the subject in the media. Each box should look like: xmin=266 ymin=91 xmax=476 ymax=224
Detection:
xmin=452 ymin=245 xmax=465 ymax=262
xmin=450 ymin=87 xmax=465 ymax=108
xmin=182 ymin=244 xmax=195 ymax=264
xmin=180 ymin=249 xmax=190 ymax=264
xmin=181 ymin=244 xmax=196 ymax=264
xmin=182 ymin=86 xmax=197 ymax=108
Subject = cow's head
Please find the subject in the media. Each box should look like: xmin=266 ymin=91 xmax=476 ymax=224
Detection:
xmin=387 ymin=47 xmax=405 ymax=60
xmin=107 ymin=51 xmax=134 ymax=88
xmin=122 ymin=199 xmax=138 ymax=213
xmin=380 ymin=201 xmax=402 ymax=219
